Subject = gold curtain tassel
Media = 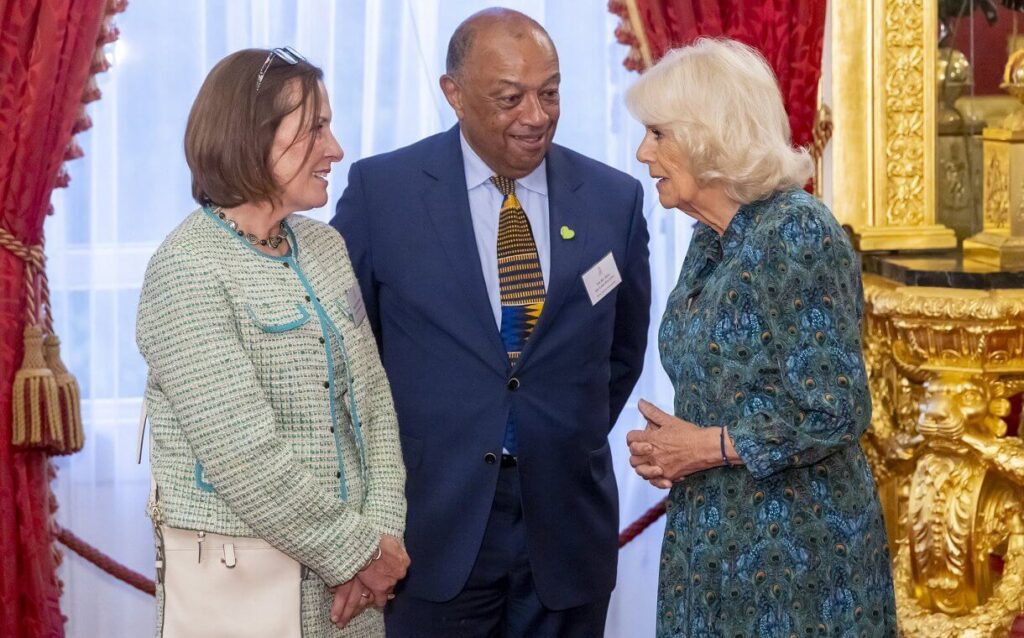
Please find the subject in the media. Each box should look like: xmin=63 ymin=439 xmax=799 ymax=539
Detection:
xmin=12 ymin=325 xmax=64 ymax=451
xmin=44 ymin=334 xmax=84 ymax=454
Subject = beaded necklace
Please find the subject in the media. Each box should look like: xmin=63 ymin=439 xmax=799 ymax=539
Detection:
xmin=213 ymin=207 xmax=287 ymax=249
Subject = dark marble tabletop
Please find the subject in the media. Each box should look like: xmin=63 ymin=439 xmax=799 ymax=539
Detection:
xmin=861 ymin=251 xmax=1024 ymax=289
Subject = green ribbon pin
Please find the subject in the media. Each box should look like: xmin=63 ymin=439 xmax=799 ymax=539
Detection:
xmin=560 ymin=225 xmax=575 ymax=240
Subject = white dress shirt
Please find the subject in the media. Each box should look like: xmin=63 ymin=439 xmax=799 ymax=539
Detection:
xmin=460 ymin=132 xmax=551 ymax=329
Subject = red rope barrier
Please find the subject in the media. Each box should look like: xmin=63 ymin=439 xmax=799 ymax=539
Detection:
xmin=55 ymin=526 xmax=155 ymax=596
xmin=618 ymin=497 xmax=667 ymax=547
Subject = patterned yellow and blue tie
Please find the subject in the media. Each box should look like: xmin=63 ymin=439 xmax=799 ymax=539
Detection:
xmin=492 ymin=175 xmax=545 ymax=364
xmin=491 ymin=175 xmax=545 ymax=454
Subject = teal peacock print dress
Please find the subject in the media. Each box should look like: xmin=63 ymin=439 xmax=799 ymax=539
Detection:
xmin=655 ymin=189 xmax=897 ymax=638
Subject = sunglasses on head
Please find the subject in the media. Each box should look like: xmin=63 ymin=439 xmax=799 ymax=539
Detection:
xmin=255 ymin=46 xmax=306 ymax=93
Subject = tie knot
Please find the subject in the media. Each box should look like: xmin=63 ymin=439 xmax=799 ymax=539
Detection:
xmin=490 ymin=175 xmax=516 ymax=197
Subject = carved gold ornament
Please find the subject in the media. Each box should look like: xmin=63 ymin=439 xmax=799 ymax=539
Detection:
xmin=862 ymin=274 xmax=1024 ymax=636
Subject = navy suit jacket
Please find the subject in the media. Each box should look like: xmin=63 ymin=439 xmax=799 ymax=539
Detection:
xmin=331 ymin=125 xmax=650 ymax=609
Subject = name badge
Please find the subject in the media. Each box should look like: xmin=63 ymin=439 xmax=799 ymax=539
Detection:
xmin=346 ymin=285 xmax=366 ymax=327
xmin=581 ymin=252 xmax=622 ymax=306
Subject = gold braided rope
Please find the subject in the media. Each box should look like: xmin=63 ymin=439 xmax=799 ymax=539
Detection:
xmin=0 ymin=225 xmax=82 ymax=453
xmin=0 ymin=225 xmax=45 ymax=324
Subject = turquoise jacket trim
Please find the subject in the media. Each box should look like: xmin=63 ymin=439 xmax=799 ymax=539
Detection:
xmin=326 ymin=302 xmax=369 ymax=492
xmin=289 ymin=256 xmax=368 ymax=502
xmin=194 ymin=461 xmax=215 ymax=493
xmin=244 ymin=303 xmax=311 ymax=332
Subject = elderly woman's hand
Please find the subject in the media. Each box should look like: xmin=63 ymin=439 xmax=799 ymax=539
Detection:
xmin=627 ymin=399 xmax=736 ymax=486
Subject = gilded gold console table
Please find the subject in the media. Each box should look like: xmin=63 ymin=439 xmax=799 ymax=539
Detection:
xmin=860 ymin=254 xmax=1024 ymax=637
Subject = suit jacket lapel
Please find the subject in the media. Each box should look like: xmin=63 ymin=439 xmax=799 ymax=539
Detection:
xmin=421 ymin=127 xmax=509 ymax=372
xmin=516 ymin=145 xmax=588 ymax=370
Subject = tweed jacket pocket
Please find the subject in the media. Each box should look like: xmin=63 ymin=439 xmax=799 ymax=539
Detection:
xmin=245 ymin=303 xmax=311 ymax=333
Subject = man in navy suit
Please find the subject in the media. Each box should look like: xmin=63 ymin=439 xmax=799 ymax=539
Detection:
xmin=332 ymin=8 xmax=650 ymax=636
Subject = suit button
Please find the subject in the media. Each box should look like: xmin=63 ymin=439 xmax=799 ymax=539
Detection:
xmin=507 ymin=377 xmax=520 ymax=391
xmin=484 ymin=452 xmax=497 ymax=464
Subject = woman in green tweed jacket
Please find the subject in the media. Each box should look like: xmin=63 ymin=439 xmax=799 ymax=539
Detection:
xmin=136 ymin=49 xmax=408 ymax=637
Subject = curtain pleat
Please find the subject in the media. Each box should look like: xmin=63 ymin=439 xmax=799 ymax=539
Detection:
xmin=0 ymin=1 xmax=108 ymax=636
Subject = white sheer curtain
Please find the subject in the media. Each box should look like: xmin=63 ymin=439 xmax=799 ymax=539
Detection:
xmin=46 ymin=2 xmax=693 ymax=635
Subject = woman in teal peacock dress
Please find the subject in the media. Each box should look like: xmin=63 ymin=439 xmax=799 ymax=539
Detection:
xmin=623 ymin=38 xmax=898 ymax=637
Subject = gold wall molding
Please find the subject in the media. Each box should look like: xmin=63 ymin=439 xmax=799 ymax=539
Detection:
xmin=883 ymin=0 xmax=926 ymax=228
xmin=832 ymin=0 xmax=956 ymax=250
xmin=862 ymin=274 xmax=1024 ymax=636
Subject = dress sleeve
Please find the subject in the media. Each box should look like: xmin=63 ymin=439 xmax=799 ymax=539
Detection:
xmin=137 ymin=248 xmax=379 ymax=586
xmin=728 ymin=202 xmax=871 ymax=480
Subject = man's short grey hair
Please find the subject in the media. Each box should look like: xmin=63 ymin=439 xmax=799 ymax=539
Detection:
xmin=625 ymin=38 xmax=814 ymax=204
xmin=446 ymin=18 xmax=475 ymax=77
xmin=445 ymin=8 xmax=551 ymax=79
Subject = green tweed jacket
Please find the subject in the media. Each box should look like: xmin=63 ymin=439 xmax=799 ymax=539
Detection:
xmin=137 ymin=208 xmax=406 ymax=637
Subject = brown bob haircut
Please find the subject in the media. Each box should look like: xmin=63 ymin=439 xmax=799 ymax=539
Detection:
xmin=184 ymin=48 xmax=324 ymax=208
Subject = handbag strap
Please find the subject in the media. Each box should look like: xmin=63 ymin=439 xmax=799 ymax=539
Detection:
xmin=136 ymin=398 xmax=147 ymax=465
xmin=137 ymin=399 xmax=164 ymax=524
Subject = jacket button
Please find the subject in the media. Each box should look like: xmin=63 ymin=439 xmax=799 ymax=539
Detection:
xmin=319 ymin=337 xmax=325 ymax=344
xmin=507 ymin=377 xmax=520 ymax=391
xmin=484 ymin=452 xmax=497 ymax=464
xmin=323 ymin=381 xmax=330 ymax=389
xmin=305 ymin=295 xmax=311 ymax=302
xmin=330 ymin=426 xmax=335 ymax=434
xmin=336 ymin=471 xmax=341 ymax=478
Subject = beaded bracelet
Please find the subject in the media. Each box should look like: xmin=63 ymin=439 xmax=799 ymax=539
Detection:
xmin=720 ymin=426 xmax=733 ymax=468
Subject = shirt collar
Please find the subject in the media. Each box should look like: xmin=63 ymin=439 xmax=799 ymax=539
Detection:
xmin=460 ymin=132 xmax=547 ymax=196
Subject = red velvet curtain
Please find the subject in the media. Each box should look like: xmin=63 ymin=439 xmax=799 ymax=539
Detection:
xmin=611 ymin=0 xmax=827 ymax=153
xmin=0 ymin=1 xmax=109 ymax=636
